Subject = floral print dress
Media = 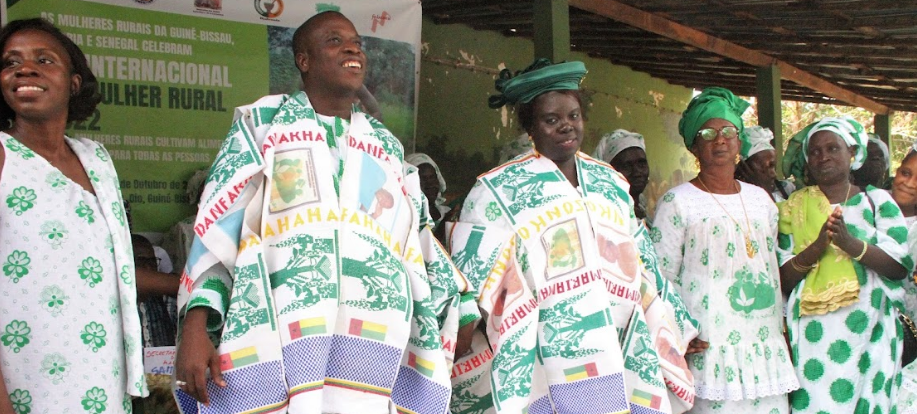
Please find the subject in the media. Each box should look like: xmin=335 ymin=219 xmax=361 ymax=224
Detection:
xmin=777 ymin=186 xmax=912 ymax=414
xmin=1 ymin=134 xmax=146 ymax=413
xmin=651 ymin=181 xmax=798 ymax=414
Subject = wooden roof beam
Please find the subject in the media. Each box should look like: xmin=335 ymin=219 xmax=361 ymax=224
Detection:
xmin=569 ymin=0 xmax=891 ymax=114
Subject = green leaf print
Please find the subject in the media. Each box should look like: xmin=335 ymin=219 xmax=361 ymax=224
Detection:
xmin=75 ymin=201 xmax=96 ymax=224
xmin=10 ymin=389 xmax=31 ymax=414
xmin=95 ymin=147 xmax=109 ymax=162
xmin=87 ymin=170 xmax=101 ymax=183
xmin=41 ymin=353 xmax=70 ymax=384
xmin=5 ymin=138 xmax=35 ymax=160
xmin=39 ymin=221 xmax=68 ymax=249
xmin=693 ymin=353 xmax=705 ymax=370
xmin=700 ymin=248 xmax=709 ymax=266
xmin=120 ymin=265 xmax=133 ymax=285
xmin=3 ymin=250 xmax=30 ymax=283
xmin=40 ymin=285 xmax=68 ymax=316
xmin=758 ymin=326 xmax=770 ymax=342
xmin=5 ymin=186 xmax=36 ymax=215
xmin=80 ymin=322 xmax=107 ymax=352
xmin=111 ymin=202 xmax=125 ymax=227
xmin=727 ymin=330 xmax=741 ymax=345
xmin=649 ymin=226 xmax=662 ymax=243
xmin=485 ymin=202 xmax=502 ymax=221
xmin=727 ymin=267 xmax=775 ymax=314
xmin=81 ymin=387 xmax=108 ymax=414
xmin=78 ymin=257 xmax=103 ymax=287
xmin=726 ymin=242 xmax=735 ymax=258
xmin=1 ymin=320 xmax=31 ymax=353
xmin=46 ymin=171 xmax=68 ymax=192
xmin=725 ymin=366 xmax=736 ymax=382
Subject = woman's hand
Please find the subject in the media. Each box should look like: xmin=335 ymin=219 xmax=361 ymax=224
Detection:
xmin=686 ymin=338 xmax=709 ymax=355
xmin=824 ymin=207 xmax=858 ymax=253
xmin=174 ymin=308 xmax=226 ymax=406
xmin=812 ymin=212 xmax=835 ymax=254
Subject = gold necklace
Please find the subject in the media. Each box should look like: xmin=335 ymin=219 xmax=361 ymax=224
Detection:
xmin=698 ymin=177 xmax=755 ymax=258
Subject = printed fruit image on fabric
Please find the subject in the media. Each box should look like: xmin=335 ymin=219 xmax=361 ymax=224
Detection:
xmin=270 ymin=149 xmax=319 ymax=212
xmin=542 ymin=219 xmax=585 ymax=279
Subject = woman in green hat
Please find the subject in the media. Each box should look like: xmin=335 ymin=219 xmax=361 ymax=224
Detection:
xmin=651 ymin=87 xmax=798 ymax=414
xmin=448 ymin=59 xmax=698 ymax=414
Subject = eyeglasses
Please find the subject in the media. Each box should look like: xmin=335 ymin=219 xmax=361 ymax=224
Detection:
xmin=695 ymin=126 xmax=739 ymax=141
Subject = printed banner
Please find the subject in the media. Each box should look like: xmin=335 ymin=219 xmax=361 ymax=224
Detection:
xmin=4 ymin=0 xmax=420 ymax=232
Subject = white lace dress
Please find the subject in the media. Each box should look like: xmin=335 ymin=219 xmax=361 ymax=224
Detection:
xmin=650 ymin=181 xmax=798 ymax=414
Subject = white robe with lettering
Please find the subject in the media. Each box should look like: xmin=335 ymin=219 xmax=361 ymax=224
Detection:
xmin=174 ymin=92 xmax=469 ymax=414
xmin=448 ymin=152 xmax=697 ymax=414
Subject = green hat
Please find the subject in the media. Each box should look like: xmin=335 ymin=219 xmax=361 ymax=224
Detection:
xmin=488 ymin=58 xmax=587 ymax=109
xmin=678 ymin=87 xmax=750 ymax=148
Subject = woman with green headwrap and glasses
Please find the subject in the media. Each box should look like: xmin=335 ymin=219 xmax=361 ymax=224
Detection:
xmin=448 ymin=59 xmax=698 ymax=414
xmin=651 ymin=87 xmax=798 ymax=414
xmin=777 ymin=117 xmax=913 ymax=414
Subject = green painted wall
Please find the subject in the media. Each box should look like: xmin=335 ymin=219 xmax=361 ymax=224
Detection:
xmin=416 ymin=18 xmax=697 ymax=215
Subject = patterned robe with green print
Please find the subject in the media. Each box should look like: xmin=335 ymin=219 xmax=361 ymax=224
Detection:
xmin=777 ymin=186 xmax=914 ymax=414
xmin=175 ymin=92 xmax=469 ymax=414
xmin=448 ymin=151 xmax=696 ymax=414
xmin=1 ymin=134 xmax=147 ymax=414
xmin=651 ymin=181 xmax=798 ymax=414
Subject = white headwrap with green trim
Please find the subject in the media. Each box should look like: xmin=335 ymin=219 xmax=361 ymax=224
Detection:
xmin=593 ymin=129 xmax=645 ymax=163
xmin=867 ymin=134 xmax=890 ymax=168
xmin=740 ymin=126 xmax=775 ymax=160
xmin=804 ymin=117 xmax=869 ymax=171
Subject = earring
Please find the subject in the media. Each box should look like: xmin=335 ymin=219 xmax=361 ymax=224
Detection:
xmin=735 ymin=154 xmax=741 ymax=164
xmin=694 ymin=157 xmax=701 ymax=170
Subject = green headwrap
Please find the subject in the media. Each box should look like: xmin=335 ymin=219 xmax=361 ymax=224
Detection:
xmin=781 ymin=117 xmax=868 ymax=181
xmin=678 ymin=87 xmax=750 ymax=148
xmin=488 ymin=58 xmax=587 ymax=109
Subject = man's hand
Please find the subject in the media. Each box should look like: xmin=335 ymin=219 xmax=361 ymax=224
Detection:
xmin=174 ymin=307 xmax=226 ymax=405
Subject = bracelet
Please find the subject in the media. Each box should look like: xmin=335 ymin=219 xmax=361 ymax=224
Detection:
xmin=790 ymin=256 xmax=815 ymax=273
xmin=853 ymin=241 xmax=868 ymax=261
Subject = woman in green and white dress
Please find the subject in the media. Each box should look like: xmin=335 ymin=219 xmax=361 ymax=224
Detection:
xmin=777 ymin=117 xmax=913 ymax=414
xmin=651 ymin=87 xmax=799 ymax=414
xmin=891 ymin=141 xmax=917 ymax=413
xmin=0 ymin=19 xmax=146 ymax=413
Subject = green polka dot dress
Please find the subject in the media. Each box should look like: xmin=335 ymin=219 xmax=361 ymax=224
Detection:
xmin=1 ymin=135 xmax=146 ymax=413
xmin=778 ymin=187 xmax=911 ymax=414
xmin=897 ymin=215 xmax=917 ymax=413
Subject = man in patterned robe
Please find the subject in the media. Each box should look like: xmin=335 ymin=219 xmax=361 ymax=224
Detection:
xmin=172 ymin=11 xmax=472 ymax=414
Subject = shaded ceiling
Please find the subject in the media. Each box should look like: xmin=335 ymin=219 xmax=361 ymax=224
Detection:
xmin=423 ymin=0 xmax=917 ymax=113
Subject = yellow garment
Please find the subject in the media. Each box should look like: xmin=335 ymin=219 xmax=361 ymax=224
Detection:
xmin=778 ymin=186 xmax=859 ymax=315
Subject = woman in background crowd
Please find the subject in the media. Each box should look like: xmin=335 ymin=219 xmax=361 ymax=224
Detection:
xmin=890 ymin=140 xmax=917 ymax=413
xmin=736 ymin=126 xmax=795 ymax=202
xmin=778 ymin=117 xmax=911 ymax=414
xmin=594 ymin=129 xmax=651 ymax=220
xmin=0 ymin=18 xmax=146 ymax=413
xmin=651 ymin=87 xmax=798 ymax=414
xmin=852 ymin=134 xmax=891 ymax=189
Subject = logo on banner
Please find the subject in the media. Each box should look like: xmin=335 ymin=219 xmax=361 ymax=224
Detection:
xmin=255 ymin=0 xmax=284 ymax=20
xmin=371 ymin=11 xmax=391 ymax=33
xmin=193 ymin=0 xmax=223 ymax=15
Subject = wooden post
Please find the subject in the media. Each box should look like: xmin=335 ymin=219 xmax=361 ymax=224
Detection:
xmin=534 ymin=0 xmax=570 ymax=63
xmin=756 ymin=65 xmax=784 ymax=177
xmin=874 ymin=113 xmax=891 ymax=145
